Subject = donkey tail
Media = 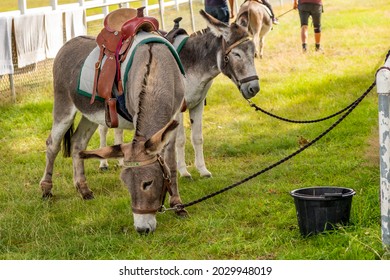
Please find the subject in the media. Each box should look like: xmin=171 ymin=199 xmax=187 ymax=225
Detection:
xmin=62 ymin=124 xmax=74 ymax=158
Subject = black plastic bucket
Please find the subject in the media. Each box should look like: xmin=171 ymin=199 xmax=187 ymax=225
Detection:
xmin=290 ymin=187 xmax=355 ymax=236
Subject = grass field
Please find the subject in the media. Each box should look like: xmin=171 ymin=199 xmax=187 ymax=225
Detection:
xmin=1 ymin=0 xmax=390 ymax=260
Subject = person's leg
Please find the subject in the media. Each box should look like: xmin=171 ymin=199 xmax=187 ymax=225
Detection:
xmin=205 ymin=5 xmax=229 ymax=23
xmin=311 ymin=4 xmax=323 ymax=51
xmin=301 ymin=25 xmax=308 ymax=51
xmin=298 ymin=6 xmax=310 ymax=52
xmin=216 ymin=4 xmax=230 ymax=23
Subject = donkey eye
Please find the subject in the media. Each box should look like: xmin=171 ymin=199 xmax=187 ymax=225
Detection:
xmin=142 ymin=180 xmax=153 ymax=190
xmin=232 ymin=52 xmax=241 ymax=58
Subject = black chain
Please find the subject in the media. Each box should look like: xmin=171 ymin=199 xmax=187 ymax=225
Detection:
xmin=248 ymin=95 xmax=360 ymax=123
xmin=175 ymin=80 xmax=376 ymax=211
xmin=248 ymin=49 xmax=389 ymax=124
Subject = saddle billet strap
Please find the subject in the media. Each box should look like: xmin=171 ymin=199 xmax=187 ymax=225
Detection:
xmin=105 ymin=98 xmax=119 ymax=128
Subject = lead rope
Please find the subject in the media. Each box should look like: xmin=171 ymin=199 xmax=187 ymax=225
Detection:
xmin=248 ymin=49 xmax=390 ymax=124
xmin=169 ymin=80 xmax=376 ymax=212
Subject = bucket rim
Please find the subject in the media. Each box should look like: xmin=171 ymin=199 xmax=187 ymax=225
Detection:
xmin=290 ymin=186 xmax=356 ymax=200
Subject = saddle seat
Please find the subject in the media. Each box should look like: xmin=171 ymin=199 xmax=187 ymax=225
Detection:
xmin=92 ymin=7 xmax=159 ymax=128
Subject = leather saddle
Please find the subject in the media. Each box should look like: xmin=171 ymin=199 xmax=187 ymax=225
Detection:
xmin=91 ymin=7 xmax=159 ymax=128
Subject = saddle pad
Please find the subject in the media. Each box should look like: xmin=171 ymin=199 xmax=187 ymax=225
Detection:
xmin=77 ymin=31 xmax=186 ymax=101
xmin=171 ymin=34 xmax=189 ymax=54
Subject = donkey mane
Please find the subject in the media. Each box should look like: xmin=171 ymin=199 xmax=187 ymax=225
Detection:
xmin=190 ymin=28 xmax=209 ymax=38
xmin=135 ymin=45 xmax=153 ymax=137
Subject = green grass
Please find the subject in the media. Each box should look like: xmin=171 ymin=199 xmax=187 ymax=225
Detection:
xmin=1 ymin=0 xmax=390 ymax=260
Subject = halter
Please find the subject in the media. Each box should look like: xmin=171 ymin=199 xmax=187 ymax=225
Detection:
xmin=123 ymin=154 xmax=173 ymax=214
xmin=221 ymin=36 xmax=259 ymax=88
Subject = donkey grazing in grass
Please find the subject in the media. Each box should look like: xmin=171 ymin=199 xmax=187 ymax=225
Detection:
xmin=99 ymin=11 xmax=260 ymax=179
xmin=40 ymin=9 xmax=187 ymax=234
xmin=236 ymin=0 xmax=273 ymax=58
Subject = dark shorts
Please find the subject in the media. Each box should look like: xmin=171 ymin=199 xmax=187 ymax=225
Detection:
xmin=298 ymin=3 xmax=323 ymax=28
xmin=205 ymin=5 xmax=230 ymax=24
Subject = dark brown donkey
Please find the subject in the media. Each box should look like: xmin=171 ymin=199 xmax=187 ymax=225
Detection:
xmin=40 ymin=8 xmax=186 ymax=234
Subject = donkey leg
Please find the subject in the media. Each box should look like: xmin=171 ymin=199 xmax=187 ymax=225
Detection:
xmin=190 ymin=102 xmax=212 ymax=178
xmin=98 ymin=125 xmax=109 ymax=170
xmin=259 ymin=35 xmax=266 ymax=59
xmin=165 ymin=129 xmax=188 ymax=217
xmin=71 ymin=116 xmax=99 ymax=199
xmin=40 ymin=107 xmax=77 ymax=198
xmin=176 ymin=113 xmax=192 ymax=178
xmin=114 ymin=128 xmax=124 ymax=167
xmin=253 ymin=31 xmax=261 ymax=58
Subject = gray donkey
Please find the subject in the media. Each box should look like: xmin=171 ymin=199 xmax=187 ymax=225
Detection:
xmin=40 ymin=10 xmax=189 ymax=234
xmin=99 ymin=11 xmax=260 ymax=179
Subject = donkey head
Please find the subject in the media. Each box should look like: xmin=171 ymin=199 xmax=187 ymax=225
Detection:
xmin=200 ymin=10 xmax=260 ymax=99
xmin=80 ymin=120 xmax=179 ymax=234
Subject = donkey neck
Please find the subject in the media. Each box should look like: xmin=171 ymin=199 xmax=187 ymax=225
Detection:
xmin=179 ymin=30 xmax=224 ymax=108
xmin=181 ymin=30 xmax=222 ymax=81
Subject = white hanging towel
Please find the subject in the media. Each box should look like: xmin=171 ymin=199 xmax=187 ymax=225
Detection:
xmin=65 ymin=8 xmax=87 ymax=41
xmin=0 ymin=16 xmax=14 ymax=75
xmin=44 ymin=11 xmax=64 ymax=58
xmin=14 ymin=13 xmax=46 ymax=68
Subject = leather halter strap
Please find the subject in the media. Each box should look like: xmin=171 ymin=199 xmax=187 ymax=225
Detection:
xmin=224 ymin=36 xmax=250 ymax=56
xmin=221 ymin=36 xmax=259 ymax=87
xmin=124 ymin=154 xmax=173 ymax=215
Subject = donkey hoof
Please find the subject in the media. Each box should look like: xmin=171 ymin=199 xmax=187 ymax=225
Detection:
xmin=82 ymin=193 xmax=94 ymax=200
xmin=180 ymin=174 xmax=193 ymax=180
xmin=199 ymin=170 xmax=212 ymax=178
xmin=42 ymin=192 xmax=53 ymax=199
xmin=175 ymin=208 xmax=188 ymax=218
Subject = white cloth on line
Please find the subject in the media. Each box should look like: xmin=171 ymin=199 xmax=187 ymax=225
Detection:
xmin=44 ymin=11 xmax=64 ymax=58
xmin=0 ymin=16 xmax=14 ymax=75
xmin=14 ymin=13 xmax=46 ymax=68
xmin=65 ymin=8 xmax=87 ymax=41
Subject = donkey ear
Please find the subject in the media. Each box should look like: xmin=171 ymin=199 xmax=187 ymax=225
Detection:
xmin=199 ymin=9 xmax=230 ymax=40
xmin=144 ymin=120 xmax=179 ymax=155
xmin=79 ymin=144 xmax=127 ymax=159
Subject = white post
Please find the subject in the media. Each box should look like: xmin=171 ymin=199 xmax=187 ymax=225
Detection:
xmin=18 ymin=0 xmax=27 ymax=14
xmin=158 ymin=0 xmax=165 ymax=30
xmin=50 ymin=0 xmax=58 ymax=10
xmin=102 ymin=0 xmax=110 ymax=17
xmin=377 ymin=55 xmax=390 ymax=248
xmin=144 ymin=0 xmax=149 ymax=15
xmin=188 ymin=0 xmax=195 ymax=32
